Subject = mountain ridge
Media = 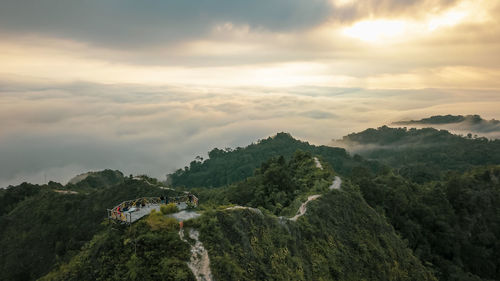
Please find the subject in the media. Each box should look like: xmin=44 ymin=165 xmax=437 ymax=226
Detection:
xmin=392 ymin=114 xmax=500 ymax=137
xmin=1 ymin=125 xmax=499 ymax=281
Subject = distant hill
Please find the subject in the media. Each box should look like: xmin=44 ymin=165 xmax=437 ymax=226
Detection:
xmin=393 ymin=114 xmax=500 ymax=136
xmin=394 ymin=114 xmax=480 ymax=125
xmin=67 ymin=169 xmax=124 ymax=189
xmin=336 ymin=126 xmax=500 ymax=182
xmin=169 ymin=132 xmax=381 ymax=188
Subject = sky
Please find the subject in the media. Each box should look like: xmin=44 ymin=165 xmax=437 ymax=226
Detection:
xmin=1 ymin=0 xmax=499 ymax=187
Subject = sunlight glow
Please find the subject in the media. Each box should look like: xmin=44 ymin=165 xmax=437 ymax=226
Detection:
xmin=427 ymin=11 xmax=467 ymax=31
xmin=342 ymin=20 xmax=407 ymax=42
xmin=332 ymin=0 xmax=355 ymax=6
xmin=340 ymin=0 xmax=487 ymax=43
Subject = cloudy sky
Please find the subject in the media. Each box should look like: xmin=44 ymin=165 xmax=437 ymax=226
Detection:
xmin=1 ymin=0 xmax=499 ymax=186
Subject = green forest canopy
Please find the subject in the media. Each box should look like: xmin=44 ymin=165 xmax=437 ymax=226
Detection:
xmin=1 ymin=126 xmax=499 ymax=281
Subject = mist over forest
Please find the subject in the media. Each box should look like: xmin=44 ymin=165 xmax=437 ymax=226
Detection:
xmin=1 ymin=82 xmax=498 ymax=187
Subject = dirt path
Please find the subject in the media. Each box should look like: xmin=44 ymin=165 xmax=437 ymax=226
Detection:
xmin=329 ymin=176 xmax=342 ymax=190
xmin=289 ymin=176 xmax=342 ymax=221
xmin=314 ymin=157 xmax=323 ymax=169
xmin=225 ymin=158 xmax=331 ymax=222
xmin=53 ymin=189 xmax=79 ymax=195
xmin=224 ymin=205 xmax=263 ymax=216
xmin=313 ymin=156 xmax=342 ymax=190
xmin=170 ymin=210 xmax=201 ymax=221
xmin=176 ymin=158 xmax=341 ymax=278
xmin=179 ymin=228 xmax=214 ymax=281
xmin=289 ymin=194 xmax=322 ymax=221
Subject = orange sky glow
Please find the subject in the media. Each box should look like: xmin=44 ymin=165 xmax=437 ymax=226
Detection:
xmin=0 ymin=0 xmax=499 ymax=89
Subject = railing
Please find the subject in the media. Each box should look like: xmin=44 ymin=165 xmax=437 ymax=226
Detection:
xmin=107 ymin=197 xmax=161 ymax=223
xmin=107 ymin=208 xmax=133 ymax=223
xmin=107 ymin=194 xmax=198 ymax=224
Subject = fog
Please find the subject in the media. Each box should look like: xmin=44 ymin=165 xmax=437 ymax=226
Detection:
xmin=1 ymin=81 xmax=499 ymax=187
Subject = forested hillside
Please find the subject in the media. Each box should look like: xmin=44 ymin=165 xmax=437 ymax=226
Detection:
xmin=393 ymin=114 xmax=500 ymax=131
xmin=170 ymin=132 xmax=381 ymax=188
xmin=40 ymin=219 xmax=194 ymax=281
xmin=0 ymin=173 xmax=179 ymax=281
xmin=352 ymin=166 xmax=500 ymax=280
xmin=194 ymin=151 xmax=333 ymax=216
xmin=2 ymin=127 xmax=500 ymax=281
xmin=41 ymin=151 xmax=436 ymax=281
xmin=0 ymin=182 xmax=43 ymax=216
xmin=175 ymin=129 xmax=500 ymax=280
xmin=193 ymin=183 xmax=435 ymax=281
xmin=67 ymin=169 xmax=125 ymax=190
xmin=339 ymin=126 xmax=500 ymax=182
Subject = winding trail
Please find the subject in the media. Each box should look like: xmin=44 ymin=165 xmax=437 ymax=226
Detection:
xmin=288 ymin=157 xmax=342 ymax=221
xmin=177 ymin=156 xmax=341 ymax=278
xmin=329 ymin=176 xmax=342 ymax=190
xmin=179 ymin=228 xmax=214 ymax=281
xmin=170 ymin=210 xmax=201 ymax=221
xmin=287 ymin=176 xmax=341 ymax=221
xmin=224 ymin=205 xmax=263 ymax=216
xmin=314 ymin=157 xmax=323 ymax=169
xmin=289 ymin=194 xmax=322 ymax=221
xmin=53 ymin=189 xmax=79 ymax=195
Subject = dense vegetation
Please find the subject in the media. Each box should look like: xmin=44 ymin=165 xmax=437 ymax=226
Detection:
xmin=193 ymin=150 xmax=333 ymax=216
xmin=393 ymin=115 xmax=500 ymax=134
xmin=40 ymin=220 xmax=193 ymax=281
xmin=393 ymin=114 xmax=494 ymax=125
xmin=0 ymin=175 xmax=180 ymax=281
xmin=340 ymin=126 xmax=500 ymax=182
xmin=42 ymin=152 xmax=435 ymax=281
xmin=170 ymin=132 xmax=381 ymax=188
xmin=0 ymin=182 xmax=43 ymax=216
xmin=185 ymin=128 xmax=500 ymax=280
xmin=227 ymin=151 xmax=332 ymax=216
xmin=3 ymin=124 xmax=500 ymax=281
xmin=189 ymin=181 xmax=436 ymax=281
xmin=353 ymin=166 xmax=500 ymax=280
xmin=67 ymin=169 xmax=125 ymax=190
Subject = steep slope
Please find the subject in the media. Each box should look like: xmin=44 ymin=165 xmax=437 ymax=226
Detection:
xmin=43 ymin=152 xmax=435 ymax=281
xmin=189 ymin=181 xmax=436 ymax=281
xmin=353 ymin=166 xmax=500 ymax=280
xmin=0 ymin=178 xmax=178 ymax=281
xmin=193 ymin=150 xmax=335 ymax=217
xmin=40 ymin=219 xmax=194 ymax=281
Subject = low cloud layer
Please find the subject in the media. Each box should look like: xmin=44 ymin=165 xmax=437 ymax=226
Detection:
xmin=1 ymin=82 xmax=499 ymax=187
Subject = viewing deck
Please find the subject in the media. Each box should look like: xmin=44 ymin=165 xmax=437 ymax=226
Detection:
xmin=107 ymin=194 xmax=198 ymax=224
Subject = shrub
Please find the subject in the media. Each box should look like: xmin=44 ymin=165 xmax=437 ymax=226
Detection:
xmin=146 ymin=209 xmax=179 ymax=231
xmin=160 ymin=203 xmax=179 ymax=215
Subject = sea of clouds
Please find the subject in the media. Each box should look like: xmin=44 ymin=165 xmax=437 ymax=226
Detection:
xmin=1 ymin=81 xmax=499 ymax=187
